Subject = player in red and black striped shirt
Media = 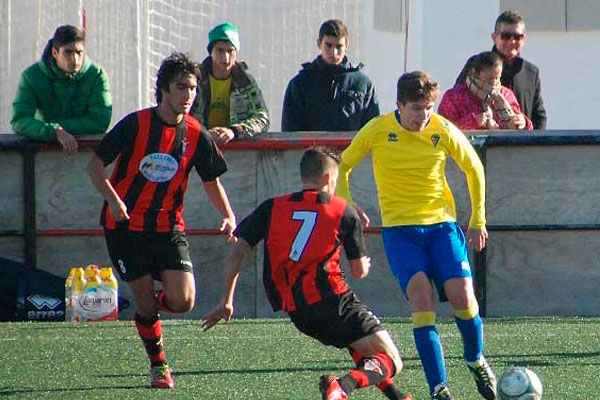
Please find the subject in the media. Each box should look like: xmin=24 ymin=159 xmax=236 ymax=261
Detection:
xmin=88 ymin=53 xmax=236 ymax=390
xmin=202 ymin=148 xmax=412 ymax=400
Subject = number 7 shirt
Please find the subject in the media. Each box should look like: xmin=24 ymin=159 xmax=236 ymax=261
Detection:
xmin=234 ymin=190 xmax=367 ymax=312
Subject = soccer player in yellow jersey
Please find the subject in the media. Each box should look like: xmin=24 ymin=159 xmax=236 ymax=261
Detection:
xmin=336 ymin=71 xmax=497 ymax=400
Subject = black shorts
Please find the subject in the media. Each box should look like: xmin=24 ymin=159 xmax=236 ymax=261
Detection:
xmin=104 ymin=229 xmax=193 ymax=282
xmin=288 ymin=291 xmax=385 ymax=349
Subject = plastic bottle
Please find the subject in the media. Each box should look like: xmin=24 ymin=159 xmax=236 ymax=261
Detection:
xmin=78 ymin=265 xmax=101 ymax=322
xmin=64 ymin=267 xmax=75 ymax=322
xmin=99 ymin=266 xmax=119 ymax=321
xmin=84 ymin=264 xmax=101 ymax=288
xmin=100 ymin=266 xmax=118 ymax=290
xmin=71 ymin=267 xmax=86 ymax=322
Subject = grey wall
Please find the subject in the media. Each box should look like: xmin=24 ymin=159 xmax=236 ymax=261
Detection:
xmin=1 ymin=131 xmax=599 ymax=320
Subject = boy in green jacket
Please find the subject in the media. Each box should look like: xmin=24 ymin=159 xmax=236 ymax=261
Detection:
xmin=11 ymin=25 xmax=112 ymax=153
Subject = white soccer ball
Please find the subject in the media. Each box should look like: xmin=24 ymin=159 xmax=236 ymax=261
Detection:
xmin=498 ymin=367 xmax=543 ymax=400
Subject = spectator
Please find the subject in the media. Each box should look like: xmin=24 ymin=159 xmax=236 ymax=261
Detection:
xmin=191 ymin=22 xmax=269 ymax=145
xmin=493 ymin=10 xmax=546 ymax=129
xmin=282 ymin=19 xmax=379 ymax=132
xmin=11 ymin=25 xmax=112 ymax=153
xmin=439 ymin=51 xmax=532 ymax=131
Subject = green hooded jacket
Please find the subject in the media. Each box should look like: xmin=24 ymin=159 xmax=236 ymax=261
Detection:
xmin=11 ymin=40 xmax=112 ymax=140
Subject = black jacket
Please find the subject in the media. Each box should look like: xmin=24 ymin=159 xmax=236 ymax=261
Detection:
xmin=281 ymin=56 xmax=379 ymax=132
xmin=493 ymin=47 xmax=547 ymax=129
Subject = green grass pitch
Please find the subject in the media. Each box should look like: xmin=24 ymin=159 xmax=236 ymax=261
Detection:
xmin=1 ymin=316 xmax=599 ymax=399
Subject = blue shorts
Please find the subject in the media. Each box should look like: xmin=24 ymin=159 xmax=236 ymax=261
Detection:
xmin=381 ymin=222 xmax=471 ymax=302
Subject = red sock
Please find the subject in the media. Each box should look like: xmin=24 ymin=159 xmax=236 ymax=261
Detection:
xmin=339 ymin=353 xmax=394 ymax=394
xmin=377 ymin=377 xmax=395 ymax=391
xmin=135 ymin=313 xmax=166 ymax=366
xmin=156 ymin=290 xmax=176 ymax=313
xmin=378 ymin=378 xmax=411 ymax=400
xmin=349 ymin=348 xmax=363 ymax=364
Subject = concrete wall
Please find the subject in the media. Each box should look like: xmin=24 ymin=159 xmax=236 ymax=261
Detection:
xmin=1 ymin=131 xmax=600 ymax=320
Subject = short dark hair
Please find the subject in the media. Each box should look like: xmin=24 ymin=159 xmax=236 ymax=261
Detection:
xmin=495 ymin=10 xmax=525 ymax=32
xmin=300 ymin=147 xmax=340 ymax=183
xmin=455 ymin=51 xmax=502 ymax=85
xmin=51 ymin=25 xmax=85 ymax=48
xmin=155 ymin=52 xmax=200 ymax=103
xmin=470 ymin=51 xmax=502 ymax=75
xmin=396 ymin=71 xmax=439 ymax=104
xmin=318 ymin=19 xmax=349 ymax=41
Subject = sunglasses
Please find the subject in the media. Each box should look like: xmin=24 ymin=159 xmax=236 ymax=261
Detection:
xmin=499 ymin=32 xmax=525 ymax=41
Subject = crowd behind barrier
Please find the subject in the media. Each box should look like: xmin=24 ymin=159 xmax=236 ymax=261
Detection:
xmin=1 ymin=130 xmax=600 ymax=321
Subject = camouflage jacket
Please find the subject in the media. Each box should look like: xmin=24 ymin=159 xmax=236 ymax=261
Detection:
xmin=191 ymin=57 xmax=269 ymax=138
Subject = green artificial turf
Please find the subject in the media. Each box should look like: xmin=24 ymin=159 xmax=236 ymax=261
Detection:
xmin=1 ymin=316 xmax=598 ymax=399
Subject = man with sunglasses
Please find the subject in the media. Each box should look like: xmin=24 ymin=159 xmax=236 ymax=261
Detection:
xmin=491 ymin=10 xmax=547 ymax=129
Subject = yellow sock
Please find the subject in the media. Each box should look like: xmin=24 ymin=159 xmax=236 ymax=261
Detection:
xmin=412 ymin=311 xmax=436 ymax=328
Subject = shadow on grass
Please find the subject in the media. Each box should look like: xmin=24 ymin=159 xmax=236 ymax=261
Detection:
xmin=489 ymin=350 xmax=600 ymax=363
xmin=96 ymin=350 xmax=600 ymax=380
xmin=98 ymin=360 xmax=426 ymax=379
xmin=0 ymin=384 xmax=143 ymax=396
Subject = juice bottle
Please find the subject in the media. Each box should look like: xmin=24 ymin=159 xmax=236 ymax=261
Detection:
xmin=71 ymin=267 xmax=86 ymax=322
xmin=85 ymin=264 xmax=101 ymax=288
xmin=99 ymin=266 xmax=119 ymax=321
xmin=64 ymin=268 xmax=75 ymax=322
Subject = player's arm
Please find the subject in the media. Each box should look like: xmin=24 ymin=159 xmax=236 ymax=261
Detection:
xmin=202 ymin=178 xmax=237 ymax=243
xmin=86 ymin=113 xmax=136 ymax=220
xmin=201 ymin=238 xmax=252 ymax=331
xmin=86 ymin=154 xmax=129 ymax=221
xmin=202 ymin=199 xmax=270 ymax=331
xmin=342 ymin=203 xmax=370 ymax=279
xmin=445 ymin=122 xmax=488 ymax=251
xmin=336 ymin=121 xmax=374 ymax=226
xmin=349 ymin=256 xmax=371 ymax=280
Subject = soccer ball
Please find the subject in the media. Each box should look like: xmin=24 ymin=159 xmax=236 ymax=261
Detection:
xmin=498 ymin=367 xmax=543 ymax=399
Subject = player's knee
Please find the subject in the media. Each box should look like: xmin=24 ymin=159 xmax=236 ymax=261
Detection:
xmin=390 ymin=354 xmax=403 ymax=376
xmin=407 ymin=279 xmax=434 ymax=309
xmin=168 ymin=294 xmax=195 ymax=313
xmin=409 ymin=290 xmax=434 ymax=309
xmin=448 ymin=291 xmax=477 ymax=310
xmin=374 ymin=332 xmax=404 ymax=375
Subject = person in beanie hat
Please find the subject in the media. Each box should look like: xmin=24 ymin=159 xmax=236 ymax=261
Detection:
xmin=191 ymin=22 xmax=269 ymax=144
xmin=207 ymin=22 xmax=240 ymax=54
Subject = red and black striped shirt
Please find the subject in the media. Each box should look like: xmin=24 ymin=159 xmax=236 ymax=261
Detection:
xmin=234 ymin=190 xmax=367 ymax=312
xmin=95 ymin=107 xmax=227 ymax=232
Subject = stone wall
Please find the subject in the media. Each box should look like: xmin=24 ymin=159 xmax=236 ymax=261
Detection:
xmin=1 ymin=131 xmax=599 ymax=319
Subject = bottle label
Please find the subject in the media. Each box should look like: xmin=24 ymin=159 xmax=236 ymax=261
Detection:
xmin=77 ymin=286 xmax=118 ymax=322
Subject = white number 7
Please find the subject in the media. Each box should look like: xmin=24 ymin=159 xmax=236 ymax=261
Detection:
xmin=289 ymin=211 xmax=318 ymax=262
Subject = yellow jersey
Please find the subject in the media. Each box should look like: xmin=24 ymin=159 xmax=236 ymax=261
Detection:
xmin=336 ymin=111 xmax=485 ymax=228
